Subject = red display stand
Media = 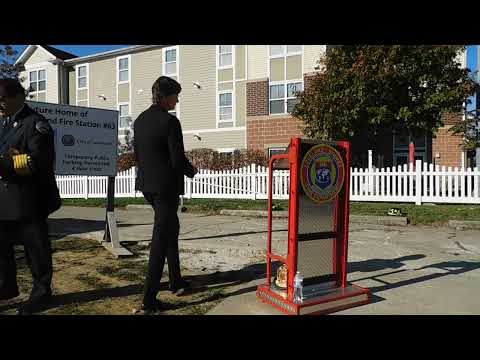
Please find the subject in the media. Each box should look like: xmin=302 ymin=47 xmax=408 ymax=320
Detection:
xmin=256 ymin=138 xmax=371 ymax=315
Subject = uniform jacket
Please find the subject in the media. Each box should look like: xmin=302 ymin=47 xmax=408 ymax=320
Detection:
xmin=134 ymin=105 xmax=195 ymax=196
xmin=0 ymin=104 xmax=61 ymax=220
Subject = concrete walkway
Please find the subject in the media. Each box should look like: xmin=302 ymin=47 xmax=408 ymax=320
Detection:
xmin=49 ymin=206 xmax=480 ymax=315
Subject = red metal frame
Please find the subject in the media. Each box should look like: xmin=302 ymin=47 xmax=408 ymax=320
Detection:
xmin=257 ymin=138 xmax=371 ymax=315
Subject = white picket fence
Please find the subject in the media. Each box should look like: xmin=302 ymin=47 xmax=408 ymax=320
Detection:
xmin=55 ymin=160 xmax=480 ymax=205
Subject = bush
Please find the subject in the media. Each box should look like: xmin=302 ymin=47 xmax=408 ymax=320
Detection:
xmin=118 ymin=152 xmax=136 ymax=172
xmin=116 ymin=148 xmax=269 ymax=173
xmin=186 ymin=148 xmax=268 ymax=171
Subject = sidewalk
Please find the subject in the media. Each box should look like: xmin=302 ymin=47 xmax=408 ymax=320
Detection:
xmin=49 ymin=206 xmax=480 ymax=315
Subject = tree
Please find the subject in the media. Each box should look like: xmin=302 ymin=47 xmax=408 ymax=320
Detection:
xmin=0 ymin=45 xmax=23 ymax=80
xmin=450 ymin=109 xmax=480 ymax=152
xmin=291 ymin=46 xmax=477 ymax=147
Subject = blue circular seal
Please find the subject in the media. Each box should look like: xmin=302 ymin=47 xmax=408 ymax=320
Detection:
xmin=300 ymin=144 xmax=345 ymax=204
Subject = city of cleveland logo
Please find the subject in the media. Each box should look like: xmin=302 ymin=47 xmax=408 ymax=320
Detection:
xmin=300 ymin=144 xmax=345 ymax=204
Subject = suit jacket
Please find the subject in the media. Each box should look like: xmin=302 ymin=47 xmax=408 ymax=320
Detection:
xmin=0 ymin=104 xmax=61 ymax=221
xmin=134 ymin=105 xmax=195 ymax=196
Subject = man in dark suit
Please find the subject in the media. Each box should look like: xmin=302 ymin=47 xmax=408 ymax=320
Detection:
xmin=134 ymin=76 xmax=197 ymax=313
xmin=0 ymin=78 xmax=61 ymax=314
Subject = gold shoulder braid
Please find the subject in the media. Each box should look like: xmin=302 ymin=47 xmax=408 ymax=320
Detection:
xmin=9 ymin=148 xmax=32 ymax=176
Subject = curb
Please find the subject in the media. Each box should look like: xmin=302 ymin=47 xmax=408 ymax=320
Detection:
xmin=219 ymin=209 xmax=408 ymax=226
xmin=448 ymin=220 xmax=480 ymax=230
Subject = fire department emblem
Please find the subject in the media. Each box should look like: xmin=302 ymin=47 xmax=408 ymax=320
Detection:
xmin=300 ymin=144 xmax=345 ymax=204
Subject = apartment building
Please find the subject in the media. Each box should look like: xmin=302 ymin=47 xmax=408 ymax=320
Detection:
xmin=15 ymin=44 xmax=327 ymax=157
xmin=15 ymin=45 xmax=470 ymax=166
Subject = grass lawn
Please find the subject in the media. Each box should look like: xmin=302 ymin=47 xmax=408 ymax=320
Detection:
xmin=60 ymin=198 xmax=480 ymax=226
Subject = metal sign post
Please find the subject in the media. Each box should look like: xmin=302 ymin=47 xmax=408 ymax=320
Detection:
xmin=257 ymin=138 xmax=371 ymax=315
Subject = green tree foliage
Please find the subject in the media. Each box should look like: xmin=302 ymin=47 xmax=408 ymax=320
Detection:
xmin=291 ymin=46 xmax=477 ymax=145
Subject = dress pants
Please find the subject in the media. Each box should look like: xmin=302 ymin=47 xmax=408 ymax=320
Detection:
xmin=142 ymin=192 xmax=182 ymax=306
xmin=0 ymin=218 xmax=52 ymax=301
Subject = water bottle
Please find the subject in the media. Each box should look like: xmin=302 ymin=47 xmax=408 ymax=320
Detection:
xmin=293 ymin=271 xmax=303 ymax=303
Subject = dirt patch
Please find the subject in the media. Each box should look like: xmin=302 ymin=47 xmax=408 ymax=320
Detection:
xmin=0 ymin=236 xmax=265 ymax=315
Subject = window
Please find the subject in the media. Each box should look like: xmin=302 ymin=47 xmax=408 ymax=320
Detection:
xmin=269 ymin=84 xmax=285 ymax=114
xmin=29 ymin=69 xmax=46 ymax=94
xmin=118 ymin=103 xmax=131 ymax=129
xmin=218 ymin=92 xmax=233 ymax=121
xmin=287 ymin=45 xmax=302 ymax=54
xmin=268 ymin=147 xmax=287 ymax=158
xmin=269 ymin=81 xmax=303 ymax=114
xmin=164 ymin=47 xmax=177 ymax=78
xmin=270 ymin=45 xmax=285 ymax=57
xmin=269 ymin=45 xmax=302 ymax=57
xmin=77 ymin=65 xmax=87 ymax=89
xmin=118 ymin=57 xmax=129 ymax=83
xmin=219 ymin=45 xmax=233 ymax=68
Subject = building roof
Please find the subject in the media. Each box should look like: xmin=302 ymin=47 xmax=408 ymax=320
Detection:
xmin=41 ymin=45 xmax=77 ymax=60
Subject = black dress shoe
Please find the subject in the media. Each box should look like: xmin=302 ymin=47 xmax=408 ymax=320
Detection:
xmin=0 ymin=289 xmax=19 ymax=301
xmin=169 ymin=280 xmax=191 ymax=296
xmin=16 ymin=296 xmax=52 ymax=315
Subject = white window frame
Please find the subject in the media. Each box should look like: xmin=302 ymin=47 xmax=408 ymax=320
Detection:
xmin=268 ymin=79 xmax=303 ymax=115
xmin=116 ymin=55 xmax=131 ymax=85
xmin=269 ymin=45 xmax=303 ymax=59
xmin=163 ymin=46 xmax=180 ymax=118
xmin=218 ymin=45 xmax=234 ymax=69
xmin=218 ymin=90 xmax=234 ymax=123
xmin=118 ymin=102 xmax=131 ymax=130
xmin=268 ymin=45 xmax=304 ymax=116
xmin=76 ymin=63 xmax=89 ymax=90
xmin=163 ymin=46 xmax=178 ymax=78
xmin=28 ymin=68 xmax=47 ymax=99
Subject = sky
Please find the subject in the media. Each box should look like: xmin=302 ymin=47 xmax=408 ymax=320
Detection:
xmin=12 ymin=45 xmax=133 ymax=59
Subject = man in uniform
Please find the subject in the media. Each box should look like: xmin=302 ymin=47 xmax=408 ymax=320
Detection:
xmin=134 ymin=76 xmax=197 ymax=314
xmin=0 ymin=78 xmax=61 ymax=315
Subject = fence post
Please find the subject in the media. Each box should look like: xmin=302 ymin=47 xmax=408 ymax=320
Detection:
xmin=83 ymin=176 xmax=89 ymax=199
xmin=368 ymin=150 xmax=373 ymax=195
xmin=130 ymin=168 xmax=136 ymax=197
xmin=251 ymin=163 xmax=257 ymax=200
xmin=415 ymin=160 xmax=422 ymax=205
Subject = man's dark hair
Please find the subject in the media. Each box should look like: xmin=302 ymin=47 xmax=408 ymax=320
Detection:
xmin=0 ymin=78 xmax=26 ymax=98
xmin=152 ymin=76 xmax=181 ymax=104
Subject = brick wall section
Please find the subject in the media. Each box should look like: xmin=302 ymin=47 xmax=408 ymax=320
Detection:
xmin=246 ymin=78 xmax=269 ymax=116
xmin=432 ymin=125 xmax=464 ymax=167
xmin=247 ymin=115 xmax=304 ymax=150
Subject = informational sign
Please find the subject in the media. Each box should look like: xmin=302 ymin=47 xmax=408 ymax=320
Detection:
xmin=26 ymin=101 xmax=119 ymax=176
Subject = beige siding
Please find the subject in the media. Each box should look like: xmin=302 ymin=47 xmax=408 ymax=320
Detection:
xmin=68 ymin=69 xmax=76 ymax=105
xmin=235 ymin=81 xmax=246 ymax=127
xmin=77 ymin=100 xmax=88 ymax=107
xmin=46 ymin=65 xmax=58 ymax=103
xmin=218 ymin=122 xmax=234 ymax=128
xmin=247 ymin=45 xmax=268 ymax=80
xmin=179 ymin=45 xmax=216 ymax=131
xmin=303 ymin=45 xmax=326 ymax=74
xmin=235 ymin=45 xmax=246 ymax=79
xmin=183 ymin=130 xmax=245 ymax=150
xmin=19 ymin=71 xmax=29 ymax=91
xmin=218 ymin=82 xmax=233 ymax=91
xmin=131 ymin=48 xmax=163 ymax=118
xmin=118 ymin=83 xmax=130 ymax=103
xmin=24 ymin=47 xmax=51 ymax=66
xmin=286 ymin=55 xmax=302 ymax=80
xmin=77 ymin=89 xmax=88 ymax=101
xmin=37 ymin=92 xmax=46 ymax=102
xmin=218 ymin=68 xmax=233 ymax=82
xmin=88 ymin=57 xmax=117 ymax=110
xmin=270 ymin=58 xmax=285 ymax=81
